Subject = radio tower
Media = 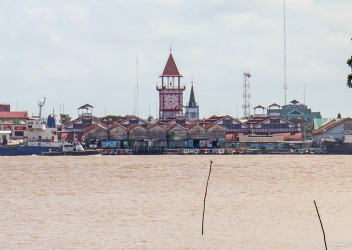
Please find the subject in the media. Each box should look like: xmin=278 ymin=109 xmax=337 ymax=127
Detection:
xmin=283 ymin=0 xmax=288 ymax=104
xmin=242 ymin=72 xmax=251 ymax=118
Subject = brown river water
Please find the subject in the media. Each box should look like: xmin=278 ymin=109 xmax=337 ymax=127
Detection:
xmin=1 ymin=155 xmax=352 ymax=249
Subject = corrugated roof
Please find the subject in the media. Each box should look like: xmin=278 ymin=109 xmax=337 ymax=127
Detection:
xmin=313 ymin=118 xmax=333 ymax=130
xmin=268 ymin=103 xmax=281 ymax=108
xmin=0 ymin=112 xmax=27 ymax=118
xmin=254 ymin=105 xmax=266 ymax=109
xmin=313 ymin=118 xmax=351 ymax=134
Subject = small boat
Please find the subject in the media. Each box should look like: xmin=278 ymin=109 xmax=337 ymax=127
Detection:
xmin=42 ymin=141 xmax=100 ymax=156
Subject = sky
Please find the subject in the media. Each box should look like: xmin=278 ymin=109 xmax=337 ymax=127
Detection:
xmin=0 ymin=0 xmax=351 ymax=120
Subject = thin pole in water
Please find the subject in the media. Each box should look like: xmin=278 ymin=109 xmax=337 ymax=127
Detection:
xmin=314 ymin=200 xmax=327 ymax=250
xmin=202 ymin=160 xmax=213 ymax=235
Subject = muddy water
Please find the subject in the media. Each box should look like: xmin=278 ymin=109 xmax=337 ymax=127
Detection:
xmin=1 ymin=155 xmax=352 ymax=249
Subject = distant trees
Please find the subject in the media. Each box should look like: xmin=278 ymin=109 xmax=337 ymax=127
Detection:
xmin=60 ymin=114 xmax=71 ymax=125
xmin=347 ymin=38 xmax=352 ymax=88
xmin=98 ymin=115 xmax=123 ymax=125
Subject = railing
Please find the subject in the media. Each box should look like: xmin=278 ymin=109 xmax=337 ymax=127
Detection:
xmin=156 ymin=86 xmax=186 ymax=90
xmin=79 ymin=113 xmax=92 ymax=118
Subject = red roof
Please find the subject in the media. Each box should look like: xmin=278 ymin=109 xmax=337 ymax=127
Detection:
xmin=0 ymin=111 xmax=27 ymax=118
xmin=127 ymin=124 xmax=147 ymax=131
xmin=165 ymin=124 xmax=187 ymax=130
xmin=270 ymin=133 xmax=302 ymax=140
xmin=147 ymin=123 xmax=164 ymax=129
xmin=160 ymin=53 xmax=182 ymax=77
xmin=82 ymin=124 xmax=107 ymax=134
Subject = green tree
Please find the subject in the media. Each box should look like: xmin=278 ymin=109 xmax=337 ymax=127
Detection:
xmin=60 ymin=114 xmax=71 ymax=125
xmin=347 ymin=38 xmax=352 ymax=88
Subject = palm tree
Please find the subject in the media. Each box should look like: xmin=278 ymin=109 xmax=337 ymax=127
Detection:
xmin=347 ymin=38 xmax=352 ymax=88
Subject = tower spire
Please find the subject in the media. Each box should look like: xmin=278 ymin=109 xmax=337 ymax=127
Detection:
xmin=189 ymin=83 xmax=196 ymax=108
xmin=185 ymin=80 xmax=199 ymax=120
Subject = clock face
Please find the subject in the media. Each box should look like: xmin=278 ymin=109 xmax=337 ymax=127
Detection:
xmin=164 ymin=95 xmax=179 ymax=109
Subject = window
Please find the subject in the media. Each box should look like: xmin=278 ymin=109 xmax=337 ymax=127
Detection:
xmin=223 ymin=119 xmax=233 ymax=125
xmin=270 ymin=119 xmax=280 ymax=124
xmin=176 ymin=119 xmax=185 ymax=124
xmin=15 ymin=131 xmax=24 ymax=137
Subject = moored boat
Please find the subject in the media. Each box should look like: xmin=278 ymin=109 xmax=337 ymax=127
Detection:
xmin=42 ymin=142 xmax=100 ymax=156
xmin=0 ymin=98 xmax=72 ymax=156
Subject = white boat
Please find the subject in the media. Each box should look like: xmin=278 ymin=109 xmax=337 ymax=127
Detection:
xmin=42 ymin=141 xmax=100 ymax=156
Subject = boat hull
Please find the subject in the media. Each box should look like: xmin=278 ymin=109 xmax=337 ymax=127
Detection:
xmin=0 ymin=146 xmax=64 ymax=156
xmin=42 ymin=150 xmax=100 ymax=156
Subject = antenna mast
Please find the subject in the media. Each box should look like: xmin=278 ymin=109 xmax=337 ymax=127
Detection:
xmin=136 ymin=56 xmax=139 ymax=116
xmin=242 ymin=72 xmax=251 ymax=118
xmin=283 ymin=0 xmax=287 ymax=105
xmin=304 ymin=83 xmax=306 ymax=104
xmin=38 ymin=97 xmax=46 ymax=120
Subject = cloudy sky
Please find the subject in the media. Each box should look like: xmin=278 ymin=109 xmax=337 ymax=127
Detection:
xmin=1 ymin=0 xmax=351 ymax=119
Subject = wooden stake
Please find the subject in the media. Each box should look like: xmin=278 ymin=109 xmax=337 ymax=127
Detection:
xmin=202 ymin=160 xmax=213 ymax=235
xmin=314 ymin=200 xmax=327 ymax=250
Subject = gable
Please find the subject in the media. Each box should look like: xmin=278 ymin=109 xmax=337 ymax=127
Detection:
xmin=289 ymin=110 xmax=303 ymax=115
xmin=188 ymin=124 xmax=206 ymax=133
xmin=65 ymin=117 xmax=100 ymax=129
xmin=148 ymin=125 xmax=166 ymax=133
xmin=129 ymin=125 xmax=147 ymax=133
xmin=168 ymin=124 xmax=186 ymax=132
xmin=206 ymin=124 xmax=227 ymax=132
xmin=253 ymin=117 xmax=296 ymax=128
xmin=162 ymin=117 xmax=195 ymax=127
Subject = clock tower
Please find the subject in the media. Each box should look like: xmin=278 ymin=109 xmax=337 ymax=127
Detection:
xmin=157 ymin=51 xmax=185 ymax=119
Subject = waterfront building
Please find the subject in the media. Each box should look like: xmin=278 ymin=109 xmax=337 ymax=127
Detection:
xmin=128 ymin=124 xmax=148 ymax=149
xmin=107 ymin=123 xmax=129 ymax=148
xmin=165 ymin=124 xmax=187 ymax=148
xmin=204 ymin=123 xmax=227 ymax=147
xmin=62 ymin=104 xmax=104 ymax=141
xmin=279 ymin=100 xmax=321 ymax=122
xmin=185 ymin=84 xmax=199 ymax=121
xmin=244 ymin=116 xmax=301 ymax=135
xmin=117 ymin=115 xmax=149 ymax=128
xmin=312 ymin=117 xmax=352 ymax=147
xmin=83 ymin=124 xmax=108 ymax=142
xmin=147 ymin=123 xmax=167 ymax=147
xmin=156 ymin=52 xmax=185 ymax=119
xmin=186 ymin=124 xmax=207 ymax=148
xmin=0 ymin=104 xmax=27 ymax=140
xmin=201 ymin=115 xmax=247 ymax=133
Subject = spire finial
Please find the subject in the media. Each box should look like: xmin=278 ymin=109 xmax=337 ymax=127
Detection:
xmin=169 ymin=43 xmax=172 ymax=53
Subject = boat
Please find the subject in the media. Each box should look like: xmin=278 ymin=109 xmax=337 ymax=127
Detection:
xmin=42 ymin=141 xmax=100 ymax=156
xmin=0 ymin=98 xmax=73 ymax=156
